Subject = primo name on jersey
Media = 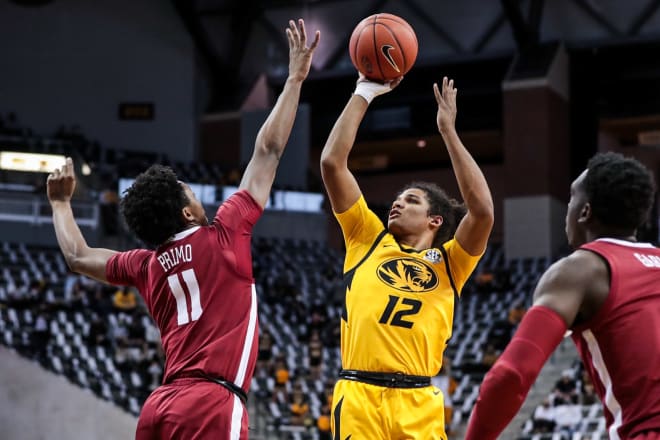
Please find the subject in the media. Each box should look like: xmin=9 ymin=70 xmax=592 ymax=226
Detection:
xmin=157 ymin=244 xmax=193 ymax=271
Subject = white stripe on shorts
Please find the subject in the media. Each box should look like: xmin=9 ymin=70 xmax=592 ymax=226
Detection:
xmin=230 ymin=394 xmax=243 ymax=440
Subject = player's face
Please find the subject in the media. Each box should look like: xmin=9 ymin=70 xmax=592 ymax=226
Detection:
xmin=181 ymin=183 xmax=209 ymax=226
xmin=388 ymin=188 xmax=439 ymax=238
xmin=565 ymin=170 xmax=588 ymax=248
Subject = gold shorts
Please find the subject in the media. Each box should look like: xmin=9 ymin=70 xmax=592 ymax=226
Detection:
xmin=331 ymin=378 xmax=447 ymax=439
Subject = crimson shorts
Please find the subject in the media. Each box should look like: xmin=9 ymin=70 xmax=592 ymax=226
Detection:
xmin=631 ymin=431 xmax=660 ymax=439
xmin=136 ymin=378 xmax=248 ymax=440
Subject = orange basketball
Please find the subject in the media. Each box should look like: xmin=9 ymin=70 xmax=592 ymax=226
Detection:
xmin=349 ymin=13 xmax=418 ymax=82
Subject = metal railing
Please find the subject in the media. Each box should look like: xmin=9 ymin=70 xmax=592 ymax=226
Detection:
xmin=0 ymin=194 xmax=99 ymax=228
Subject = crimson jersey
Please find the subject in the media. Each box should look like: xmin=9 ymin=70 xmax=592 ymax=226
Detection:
xmin=572 ymin=238 xmax=660 ymax=439
xmin=106 ymin=190 xmax=262 ymax=393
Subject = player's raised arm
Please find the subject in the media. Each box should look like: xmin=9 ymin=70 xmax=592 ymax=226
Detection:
xmin=239 ymin=19 xmax=320 ymax=208
xmin=47 ymin=157 xmax=117 ymax=282
xmin=320 ymin=75 xmax=401 ymax=213
xmin=435 ymin=77 xmax=494 ymax=255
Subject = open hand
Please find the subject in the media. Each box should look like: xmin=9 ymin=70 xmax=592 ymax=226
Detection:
xmin=47 ymin=157 xmax=76 ymax=203
xmin=287 ymin=19 xmax=320 ymax=82
xmin=434 ymin=76 xmax=457 ymax=134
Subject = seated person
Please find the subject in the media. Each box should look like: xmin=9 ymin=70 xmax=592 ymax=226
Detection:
xmin=481 ymin=343 xmax=500 ymax=371
xmin=552 ymin=370 xmax=579 ymax=405
xmin=532 ymin=398 xmax=556 ymax=433
xmin=554 ymin=404 xmax=582 ymax=438
xmin=288 ymin=385 xmax=310 ymax=426
xmin=317 ymin=404 xmax=332 ymax=440
xmin=272 ymin=355 xmax=290 ymax=402
xmin=507 ymin=301 xmax=526 ymax=326
xmin=112 ymin=287 xmax=137 ymax=311
xmin=487 ymin=319 xmax=514 ymax=351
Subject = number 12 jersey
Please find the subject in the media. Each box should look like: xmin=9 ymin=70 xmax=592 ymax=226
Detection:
xmin=335 ymin=196 xmax=482 ymax=376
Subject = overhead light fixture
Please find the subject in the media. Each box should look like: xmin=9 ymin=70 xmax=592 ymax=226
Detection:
xmin=0 ymin=151 xmax=66 ymax=173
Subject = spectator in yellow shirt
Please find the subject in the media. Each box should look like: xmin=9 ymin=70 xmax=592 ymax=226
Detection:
xmin=113 ymin=287 xmax=137 ymax=311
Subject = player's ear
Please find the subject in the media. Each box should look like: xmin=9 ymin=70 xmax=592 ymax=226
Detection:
xmin=182 ymin=206 xmax=195 ymax=222
xmin=429 ymin=215 xmax=443 ymax=229
xmin=577 ymin=202 xmax=591 ymax=224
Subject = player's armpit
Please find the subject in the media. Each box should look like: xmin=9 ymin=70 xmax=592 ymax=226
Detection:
xmin=532 ymin=250 xmax=605 ymax=327
xmin=73 ymin=247 xmax=117 ymax=283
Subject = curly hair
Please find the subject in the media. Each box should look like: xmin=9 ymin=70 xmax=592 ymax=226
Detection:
xmin=120 ymin=165 xmax=190 ymax=247
xmin=584 ymin=152 xmax=656 ymax=230
xmin=400 ymin=181 xmax=466 ymax=247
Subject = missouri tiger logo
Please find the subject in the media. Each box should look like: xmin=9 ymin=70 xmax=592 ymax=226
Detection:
xmin=377 ymin=257 xmax=438 ymax=292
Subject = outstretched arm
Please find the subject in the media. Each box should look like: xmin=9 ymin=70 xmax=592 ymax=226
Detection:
xmin=435 ymin=77 xmax=494 ymax=255
xmin=319 ymin=94 xmax=367 ymax=213
xmin=239 ymin=19 xmax=320 ymax=208
xmin=464 ymin=252 xmax=599 ymax=440
xmin=48 ymin=158 xmax=117 ymax=283
xmin=320 ymin=76 xmax=401 ymax=213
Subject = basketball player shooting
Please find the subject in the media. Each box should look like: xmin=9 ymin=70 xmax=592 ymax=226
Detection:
xmin=321 ymin=41 xmax=494 ymax=440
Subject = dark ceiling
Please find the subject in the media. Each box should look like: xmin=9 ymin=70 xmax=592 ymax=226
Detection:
xmin=176 ymin=0 xmax=660 ymax=174
xmin=172 ymin=0 xmax=660 ymax=109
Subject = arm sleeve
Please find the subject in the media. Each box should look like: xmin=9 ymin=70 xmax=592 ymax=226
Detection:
xmin=106 ymin=249 xmax=151 ymax=288
xmin=334 ymin=196 xmax=386 ymax=269
xmin=464 ymin=306 xmax=567 ymax=440
xmin=443 ymin=238 xmax=483 ymax=293
xmin=214 ymin=189 xmax=263 ymax=233
xmin=334 ymin=196 xmax=383 ymax=242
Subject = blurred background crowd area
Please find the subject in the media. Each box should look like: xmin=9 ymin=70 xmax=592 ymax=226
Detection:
xmin=0 ymin=0 xmax=658 ymax=439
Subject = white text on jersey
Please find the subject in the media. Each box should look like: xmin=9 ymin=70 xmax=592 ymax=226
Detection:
xmin=158 ymin=244 xmax=193 ymax=271
xmin=634 ymin=252 xmax=660 ymax=268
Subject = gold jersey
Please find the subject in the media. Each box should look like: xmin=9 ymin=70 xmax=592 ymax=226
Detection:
xmin=335 ymin=196 xmax=481 ymax=376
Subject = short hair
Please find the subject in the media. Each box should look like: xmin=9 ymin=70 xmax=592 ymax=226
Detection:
xmin=120 ymin=165 xmax=189 ymax=247
xmin=400 ymin=182 xmax=466 ymax=247
xmin=584 ymin=152 xmax=656 ymax=230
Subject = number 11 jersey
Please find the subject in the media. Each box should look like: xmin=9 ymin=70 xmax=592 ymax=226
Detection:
xmin=106 ymin=190 xmax=262 ymax=393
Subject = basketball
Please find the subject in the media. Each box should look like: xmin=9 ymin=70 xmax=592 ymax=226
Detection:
xmin=349 ymin=13 xmax=418 ymax=82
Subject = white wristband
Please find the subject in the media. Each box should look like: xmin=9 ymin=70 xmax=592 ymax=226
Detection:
xmin=353 ymin=80 xmax=391 ymax=104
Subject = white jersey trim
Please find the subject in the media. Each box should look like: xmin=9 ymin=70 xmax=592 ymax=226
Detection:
xmin=596 ymin=238 xmax=655 ymax=248
xmin=170 ymin=226 xmax=201 ymax=242
xmin=582 ymin=329 xmax=623 ymax=440
xmin=233 ymin=284 xmax=258 ymax=388
xmin=230 ymin=394 xmax=243 ymax=440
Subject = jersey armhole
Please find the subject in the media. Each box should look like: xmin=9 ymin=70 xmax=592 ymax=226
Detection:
xmin=344 ymin=229 xmax=388 ymax=276
xmin=440 ymin=245 xmax=460 ymax=346
xmin=439 ymin=246 xmax=459 ymax=299
xmin=571 ymin=247 xmax=614 ymax=331
xmin=340 ymin=230 xmax=388 ymax=323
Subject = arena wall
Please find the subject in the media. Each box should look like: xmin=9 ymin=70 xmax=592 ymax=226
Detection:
xmin=0 ymin=346 xmax=137 ymax=440
xmin=0 ymin=0 xmax=198 ymax=162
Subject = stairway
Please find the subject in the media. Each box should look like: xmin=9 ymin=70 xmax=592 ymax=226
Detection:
xmin=452 ymin=337 xmax=579 ymax=440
